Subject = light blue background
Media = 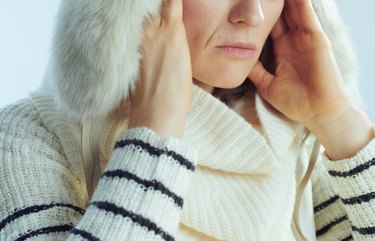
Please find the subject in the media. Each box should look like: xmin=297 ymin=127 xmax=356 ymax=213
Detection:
xmin=0 ymin=1 xmax=374 ymax=121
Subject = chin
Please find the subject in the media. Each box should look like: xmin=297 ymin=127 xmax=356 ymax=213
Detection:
xmin=207 ymin=73 xmax=249 ymax=89
xmin=193 ymin=76 xmax=247 ymax=92
xmin=193 ymin=62 xmax=254 ymax=90
xmin=215 ymin=79 xmax=245 ymax=89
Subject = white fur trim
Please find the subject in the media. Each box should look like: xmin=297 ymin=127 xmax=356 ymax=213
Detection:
xmin=312 ymin=0 xmax=361 ymax=105
xmin=44 ymin=0 xmax=162 ymax=122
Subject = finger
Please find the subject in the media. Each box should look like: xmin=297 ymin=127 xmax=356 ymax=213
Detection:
xmin=283 ymin=3 xmax=297 ymax=31
xmin=161 ymin=0 xmax=183 ymax=24
xmin=248 ymin=61 xmax=275 ymax=99
xmin=271 ymin=12 xmax=288 ymax=40
xmin=285 ymin=0 xmax=322 ymax=32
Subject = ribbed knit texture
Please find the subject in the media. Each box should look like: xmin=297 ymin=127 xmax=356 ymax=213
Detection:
xmin=0 ymin=100 xmax=197 ymax=241
xmin=1 ymin=86 xmax=375 ymax=240
xmin=312 ymin=139 xmax=375 ymax=241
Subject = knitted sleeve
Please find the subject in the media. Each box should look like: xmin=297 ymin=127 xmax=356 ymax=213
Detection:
xmin=0 ymin=101 xmax=198 ymax=241
xmin=312 ymin=137 xmax=375 ymax=241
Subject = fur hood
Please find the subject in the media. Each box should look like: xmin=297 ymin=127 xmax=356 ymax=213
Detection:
xmin=40 ymin=0 xmax=360 ymax=122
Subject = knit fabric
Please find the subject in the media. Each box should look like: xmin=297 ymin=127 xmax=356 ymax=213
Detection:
xmin=312 ymin=140 xmax=375 ymax=241
xmin=0 ymin=101 xmax=197 ymax=241
xmin=1 ymin=86 xmax=375 ymax=241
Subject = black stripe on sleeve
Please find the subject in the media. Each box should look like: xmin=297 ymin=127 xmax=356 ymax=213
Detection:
xmin=314 ymin=195 xmax=340 ymax=213
xmin=342 ymin=192 xmax=375 ymax=205
xmin=316 ymin=215 xmax=348 ymax=237
xmin=15 ymin=224 xmax=73 ymax=241
xmin=114 ymin=139 xmax=195 ymax=171
xmin=70 ymin=228 xmax=101 ymax=241
xmin=341 ymin=234 xmax=353 ymax=241
xmin=352 ymin=225 xmax=375 ymax=235
xmin=328 ymin=158 xmax=375 ymax=178
xmin=0 ymin=203 xmax=84 ymax=231
xmin=91 ymin=201 xmax=175 ymax=241
xmin=102 ymin=169 xmax=183 ymax=208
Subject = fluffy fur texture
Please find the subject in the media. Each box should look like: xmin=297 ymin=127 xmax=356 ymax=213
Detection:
xmin=311 ymin=0 xmax=360 ymax=103
xmin=41 ymin=0 xmax=360 ymax=122
xmin=43 ymin=0 xmax=162 ymax=122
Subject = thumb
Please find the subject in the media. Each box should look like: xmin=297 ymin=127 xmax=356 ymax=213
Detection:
xmin=248 ymin=61 xmax=274 ymax=100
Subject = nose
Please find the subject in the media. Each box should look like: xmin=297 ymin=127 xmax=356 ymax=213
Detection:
xmin=229 ymin=0 xmax=265 ymax=27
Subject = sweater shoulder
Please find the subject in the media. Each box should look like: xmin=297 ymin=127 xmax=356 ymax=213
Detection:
xmin=0 ymin=98 xmax=44 ymax=128
xmin=0 ymin=98 xmax=65 ymax=160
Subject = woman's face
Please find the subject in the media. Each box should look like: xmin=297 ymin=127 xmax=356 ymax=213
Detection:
xmin=182 ymin=0 xmax=284 ymax=91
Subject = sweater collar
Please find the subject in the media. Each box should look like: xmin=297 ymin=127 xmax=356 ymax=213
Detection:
xmin=30 ymin=83 xmax=302 ymax=180
xmin=255 ymin=94 xmax=305 ymax=160
xmin=183 ymin=85 xmax=302 ymax=174
xmin=179 ymin=87 xmax=304 ymax=240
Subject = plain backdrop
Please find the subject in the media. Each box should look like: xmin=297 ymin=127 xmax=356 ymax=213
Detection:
xmin=0 ymin=1 xmax=374 ymax=121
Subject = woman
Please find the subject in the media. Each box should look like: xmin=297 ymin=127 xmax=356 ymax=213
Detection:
xmin=0 ymin=0 xmax=374 ymax=240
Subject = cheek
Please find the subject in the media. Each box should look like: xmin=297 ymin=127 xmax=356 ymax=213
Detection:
xmin=182 ymin=0 xmax=204 ymax=38
xmin=182 ymin=0 xmax=216 ymax=57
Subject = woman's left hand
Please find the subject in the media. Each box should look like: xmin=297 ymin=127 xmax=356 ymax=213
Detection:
xmin=249 ymin=0 xmax=373 ymax=160
xmin=249 ymin=0 xmax=345 ymax=124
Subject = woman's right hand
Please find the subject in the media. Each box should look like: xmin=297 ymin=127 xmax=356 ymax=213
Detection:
xmin=128 ymin=0 xmax=192 ymax=139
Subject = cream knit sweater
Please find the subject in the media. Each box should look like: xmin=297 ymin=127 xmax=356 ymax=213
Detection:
xmin=0 ymin=86 xmax=375 ymax=241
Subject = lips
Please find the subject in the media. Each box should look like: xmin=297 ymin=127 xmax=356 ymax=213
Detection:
xmin=216 ymin=41 xmax=257 ymax=59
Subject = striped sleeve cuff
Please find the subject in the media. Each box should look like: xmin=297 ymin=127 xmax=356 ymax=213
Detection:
xmin=321 ymin=137 xmax=375 ymax=239
xmin=109 ymin=127 xmax=198 ymax=195
xmin=311 ymin=161 xmax=353 ymax=240
xmin=71 ymin=127 xmax=198 ymax=241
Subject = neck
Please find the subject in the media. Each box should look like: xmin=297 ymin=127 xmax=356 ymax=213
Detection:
xmin=193 ymin=79 xmax=214 ymax=93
